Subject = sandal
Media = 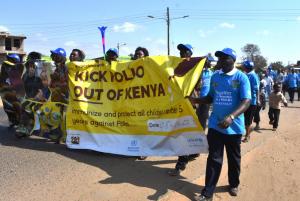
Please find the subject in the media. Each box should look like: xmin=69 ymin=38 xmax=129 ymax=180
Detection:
xmin=242 ymin=136 xmax=250 ymax=143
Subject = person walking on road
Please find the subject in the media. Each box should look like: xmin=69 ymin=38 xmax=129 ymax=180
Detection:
xmin=268 ymin=83 xmax=288 ymax=131
xmin=195 ymin=54 xmax=214 ymax=130
xmin=189 ymin=48 xmax=251 ymax=201
xmin=242 ymin=60 xmax=260 ymax=142
xmin=285 ymin=68 xmax=299 ymax=103
xmin=168 ymin=43 xmax=197 ymax=176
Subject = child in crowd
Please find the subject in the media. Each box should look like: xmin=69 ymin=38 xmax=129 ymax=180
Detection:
xmin=253 ymin=81 xmax=266 ymax=130
xmin=23 ymin=60 xmax=43 ymax=99
xmin=39 ymin=71 xmax=51 ymax=101
xmin=268 ymin=83 xmax=288 ymax=131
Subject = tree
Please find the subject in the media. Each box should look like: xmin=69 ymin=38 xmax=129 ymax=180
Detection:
xmin=241 ymin=44 xmax=261 ymax=61
xmin=270 ymin=61 xmax=284 ymax=71
xmin=241 ymin=44 xmax=267 ymax=73
xmin=253 ymin=55 xmax=267 ymax=73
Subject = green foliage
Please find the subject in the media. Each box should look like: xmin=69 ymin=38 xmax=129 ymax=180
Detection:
xmin=270 ymin=61 xmax=285 ymax=71
xmin=241 ymin=44 xmax=267 ymax=73
xmin=241 ymin=44 xmax=261 ymax=61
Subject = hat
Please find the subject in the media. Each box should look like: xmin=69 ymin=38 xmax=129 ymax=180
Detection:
xmin=7 ymin=54 xmax=21 ymax=63
xmin=206 ymin=54 xmax=215 ymax=62
xmin=215 ymin=48 xmax=236 ymax=61
xmin=50 ymin=48 xmax=66 ymax=57
xmin=242 ymin=60 xmax=254 ymax=69
xmin=106 ymin=48 xmax=119 ymax=56
xmin=177 ymin=44 xmax=193 ymax=54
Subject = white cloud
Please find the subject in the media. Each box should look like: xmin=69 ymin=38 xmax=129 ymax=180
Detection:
xmin=297 ymin=16 xmax=300 ymax=21
xmin=0 ymin=25 xmax=9 ymax=32
xmin=219 ymin=22 xmax=235 ymax=29
xmin=113 ymin=22 xmax=137 ymax=33
xmin=256 ymin=30 xmax=270 ymax=36
xmin=64 ymin=41 xmax=78 ymax=47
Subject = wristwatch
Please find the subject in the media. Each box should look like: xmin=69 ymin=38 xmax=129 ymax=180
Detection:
xmin=229 ymin=114 xmax=235 ymax=120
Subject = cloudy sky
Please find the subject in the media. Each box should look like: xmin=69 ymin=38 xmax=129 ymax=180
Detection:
xmin=1 ymin=0 xmax=300 ymax=64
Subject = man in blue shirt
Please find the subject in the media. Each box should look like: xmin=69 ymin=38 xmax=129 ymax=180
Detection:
xmin=297 ymin=69 xmax=300 ymax=101
xmin=241 ymin=60 xmax=260 ymax=143
xmin=196 ymin=54 xmax=214 ymax=130
xmin=190 ymin=48 xmax=251 ymax=201
xmin=169 ymin=43 xmax=195 ymax=176
xmin=267 ymin=65 xmax=277 ymax=80
xmin=285 ymin=68 xmax=299 ymax=103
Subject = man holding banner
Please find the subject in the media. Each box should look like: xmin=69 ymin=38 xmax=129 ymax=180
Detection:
xmin=66 ymin=53 xmax=208 ymax=157
xmin=190 ymin=48 xmax=251 ymax=201
xmin=169 ymin=43 xmax=201 ymax=176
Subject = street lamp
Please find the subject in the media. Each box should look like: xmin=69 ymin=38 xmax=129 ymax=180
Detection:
xmin=117 ymin=42 xmax=126 ymax=55
xmin=148 ymin=7 xmax=189 ymax=55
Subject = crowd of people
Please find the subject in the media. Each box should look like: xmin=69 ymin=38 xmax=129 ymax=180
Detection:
xmin=0 ymin=44 xmax=299 ymax=201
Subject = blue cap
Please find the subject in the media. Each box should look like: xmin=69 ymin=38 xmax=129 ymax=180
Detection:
xmin=206 ymin=54 xmax=215 ymax=62
xmin=7 ymin=54 xmax=21 ymax=63
xmin=106 ymin=48 xmax=119 ymax=56
xmin=242 ymin=60 xmax=254 ymax=69
xmin=268 ymin=65 xmax=272 ymax=69
xmin=50 ymin=48 xmax=66 ymax=57
xmin=177 ymin=44 xmax=193 ymax=54
xmin=215 ymin=48 xmax=237 ymax=61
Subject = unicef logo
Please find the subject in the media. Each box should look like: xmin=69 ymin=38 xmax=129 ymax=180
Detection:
xmin=131 ymin=140 xmax=138 ymax=147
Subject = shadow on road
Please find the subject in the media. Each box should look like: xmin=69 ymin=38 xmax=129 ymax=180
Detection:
xmin=0 ymin=125 xmax=209 ymax=200
xmin=253 ymin=127 xmax=273 ymax=134
xmin=287 ymin=105 xmax=300 ymax=109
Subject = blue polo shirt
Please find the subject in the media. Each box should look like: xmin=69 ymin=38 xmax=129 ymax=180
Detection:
xmin=208 ymin=68 xmax=251 ymax=135
xmin=199 ymin=68 xmax=213 ymax=97
xmin=286 ymin=73 xmax=299 ymax=88
xmin=246 ymin=70 xmax=260 ymax=105
xmin=268 ymin=69 xmax=277 ymax=80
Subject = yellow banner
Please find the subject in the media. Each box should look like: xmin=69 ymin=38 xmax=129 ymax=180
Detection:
xmin=66 ymin=56 xmax=208 ymax=156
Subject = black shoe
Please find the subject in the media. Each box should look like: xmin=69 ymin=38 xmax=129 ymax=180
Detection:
xmin=137 ymin=156 xmax=147 ymax=160
xmin=194 ymin=195 xmax=213 ymax=201
xmin=229 ymin=187 xmax=238 ymax=196
xmin=188 ymin=153 xmax=200 ymax=161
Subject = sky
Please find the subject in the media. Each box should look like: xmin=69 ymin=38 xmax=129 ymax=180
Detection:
xmin=1 ymin=0 xmax=300 ymax=65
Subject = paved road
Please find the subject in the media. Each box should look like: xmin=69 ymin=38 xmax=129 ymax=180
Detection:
xmin=0 ymin=98 xmax=298 ymax=201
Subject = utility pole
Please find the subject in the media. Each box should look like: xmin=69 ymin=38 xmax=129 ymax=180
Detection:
xmin=167 ymin=7 xmax=170 ymax=55
xmin=148 ymin=8 xmax=188 ymax=56
xmin=117 ymin=42 xmax=126 ymax=55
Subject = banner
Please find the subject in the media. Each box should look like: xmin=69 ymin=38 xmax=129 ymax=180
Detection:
xmin=66 ymin=56 xmax=208 ymax=156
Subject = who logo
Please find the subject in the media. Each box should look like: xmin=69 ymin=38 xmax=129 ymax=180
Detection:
xmin=130 ymin=139 xmax=138 ymax=147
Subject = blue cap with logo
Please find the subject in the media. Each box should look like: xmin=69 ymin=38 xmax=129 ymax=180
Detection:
xmin=7 ymin=53 xmax=21 ymax=63
xmin=215 ymin=48 xmax=237 ymax=61
xmin=106 ymin=48 xmax=119 ymax=56
xmin=177 ymin=44 xmax=193 ymax=54
xmin=50 ymin=48 xmax=67 ymax=57
xmin=242 ymin=60 xmax=254 ymax=69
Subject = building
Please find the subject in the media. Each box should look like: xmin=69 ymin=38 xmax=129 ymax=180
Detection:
xmin=0 ymin=31 xmax=26 ymax=64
